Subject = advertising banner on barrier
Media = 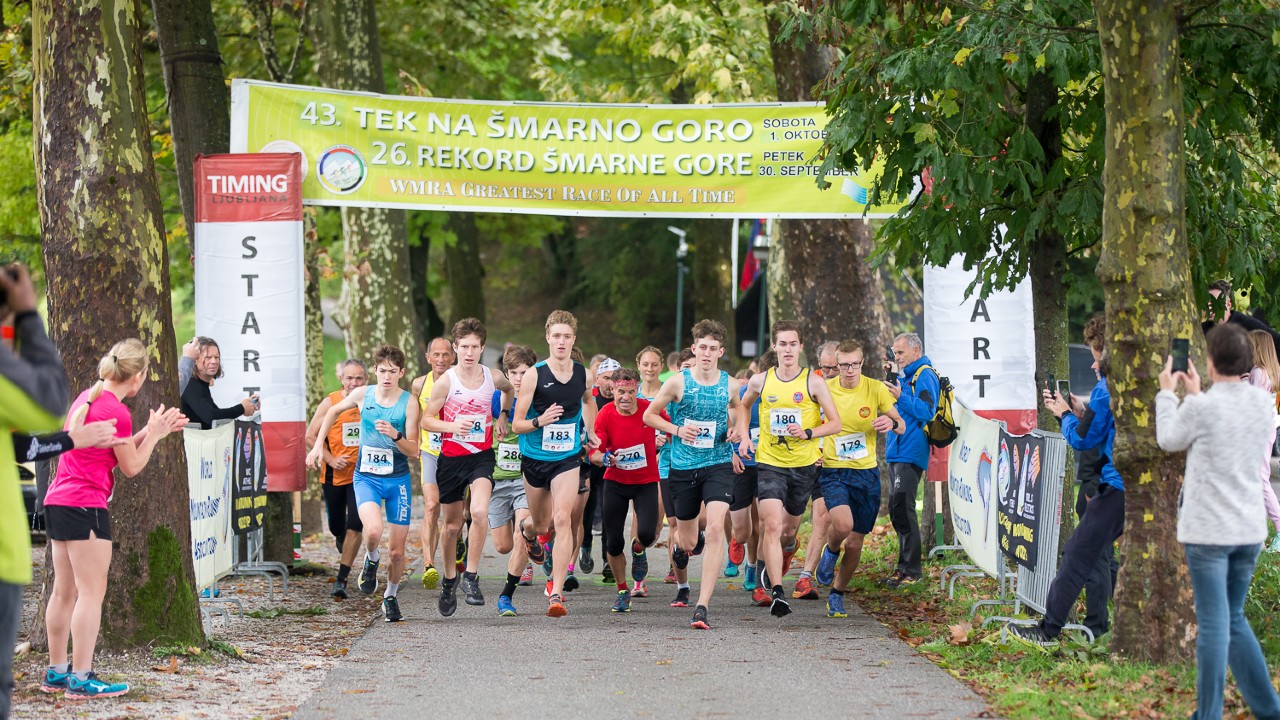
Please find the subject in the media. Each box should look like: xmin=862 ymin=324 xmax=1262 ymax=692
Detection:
xmin=997 ymin=429 xmax=1047 ymax=569
xmin=946 ymin=401 xmax=1003 ymax=578
xmin=229 ymin=79 xmax=912 ymax=219
xmin=194 ymin=153 xmax=306 ymax=491
xmin=232 ymin=420 xmax=267 ymax=533
xmin=184 ymin=425 xmax=235 ymax=590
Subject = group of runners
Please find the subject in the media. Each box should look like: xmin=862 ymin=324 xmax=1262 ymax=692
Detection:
xmin=305 ymin=310 xmax=910 ymax=629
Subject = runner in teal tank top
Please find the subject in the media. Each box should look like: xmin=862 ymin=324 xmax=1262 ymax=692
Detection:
xmin=667 ymin=367 xmax=733 ymax=470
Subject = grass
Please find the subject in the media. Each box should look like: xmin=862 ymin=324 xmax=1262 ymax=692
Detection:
xmin=245 ymin=605 xmax=329 ymax=619
xmin=810 ymin=520 xmax=1280 ymax=719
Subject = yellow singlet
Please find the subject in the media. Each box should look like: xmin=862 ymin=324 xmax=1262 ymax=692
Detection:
xmin=417 ymin=372 xmax=442 ymax=458
xmin=822 ymin=376 xmax=896 ymax=470
xmin=755 ymin=367 xmax=822 ymax=468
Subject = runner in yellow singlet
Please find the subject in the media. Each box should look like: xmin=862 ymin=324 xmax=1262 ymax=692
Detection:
xmin=410 ymin=337 xmax=454 ymax=589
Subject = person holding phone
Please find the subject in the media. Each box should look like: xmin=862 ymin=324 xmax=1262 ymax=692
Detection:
xmin=179 ymin=336 xmax=257 ymax=430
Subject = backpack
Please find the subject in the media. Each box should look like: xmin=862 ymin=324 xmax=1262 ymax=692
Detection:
xmin=910 ymin=364 xmax=958 ymax=448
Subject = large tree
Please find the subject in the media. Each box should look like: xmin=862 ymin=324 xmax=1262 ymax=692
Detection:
xmin=32 ymin=0 xmax=201 ymax=648
xmin=1093 ymin=0 xmax=1198 ymax=663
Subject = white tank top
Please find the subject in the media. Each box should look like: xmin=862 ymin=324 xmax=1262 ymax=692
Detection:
xmin=441 ymin=365 xmax=496 ymax=456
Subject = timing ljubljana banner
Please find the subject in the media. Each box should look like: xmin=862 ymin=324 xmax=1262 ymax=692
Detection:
xmin=945 ymin=400 xmax=1003 ymax=578
xmin=184 ymin=424 xmax=235 ymax=590
xmin=229 ymin=79 xmax=912 ymax=219
xmin=996 ymin=429 xmax=1047 ymax=569
xmin=194 ymin=153 xmax=306 ymax=492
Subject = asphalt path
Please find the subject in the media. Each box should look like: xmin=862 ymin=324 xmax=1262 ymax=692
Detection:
xmin=293 ymin=530 xmax=994 ymax=719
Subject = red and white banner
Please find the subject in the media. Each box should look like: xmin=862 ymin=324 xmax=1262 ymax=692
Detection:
xmin=924 ymin=255 xmax=1037 ymax=481
xmin=194 ymin=153 xmax=306 ymax=492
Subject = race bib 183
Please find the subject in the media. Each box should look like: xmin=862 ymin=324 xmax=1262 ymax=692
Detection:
xmin=541 ymin=423 xmax=575 ymax=454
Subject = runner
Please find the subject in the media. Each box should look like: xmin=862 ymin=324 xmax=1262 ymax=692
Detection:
xmin=658 ymin=348 xmax=695 ymax=595
xmin=644 ymin=320 xmax=744 ymax=629
xmin=738 ymin=321 xmax=842 ymax=618
xmin=419 ymin=318 xmax=514 ymax=615
xmin=409 ymin=337 xmax=454 ymax=590
xmin=590 ymin=367 xmax=664 ymax=613
xmin=513 ymin=310 xmax=598 ymax=617
xmin=731 ymin=363 xmax=765 ymax=607
xmin=810 ymin=341 xmax=904 ymax=618
xmin=633 ymin=345 xmax=666 ymax=598
xmin=307 ymin=345 xmax=420 ymax=622
xmin=580 ymin=357 xmax=618 ymax=584
xmin=489 ymin=345 xmax=537 ymax=617
xmin=795 ymin=340 xmax=839 ymax=600
xmin=304 ymin=359 xmax=368 ymax=599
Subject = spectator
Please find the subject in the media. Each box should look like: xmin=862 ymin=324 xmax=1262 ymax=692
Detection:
xmin=180 ymin=337 xmax=256 ymax=429
xmin=660 ymin=350 xmax=680 ymax=382
xmin=881 ymin=332 xmax=939 ymax=588
xmin=1156 ymin=323 xmax=1280 ymax=720
xmin=1245 ymin=329 xmax=1280 ymax=551
xmin=0 ymin=264 xmax=69 ymax=720
xmin=1201 ymin=279 xmax=1280 ymax=355
xmin=1010 ymin=313 xmax=1124 ymax=648
xmin=178 ymin=336 xmax=198 ymax=395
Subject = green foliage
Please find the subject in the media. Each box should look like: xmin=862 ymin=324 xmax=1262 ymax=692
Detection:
xmin=124 ymin=526 xmax=204 ymax=647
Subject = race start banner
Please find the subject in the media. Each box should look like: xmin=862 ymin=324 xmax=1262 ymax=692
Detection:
xmin=194 ymin=153 xmax=306 ymax=492
xmin=184 ymin=424 xmax=235 ymax=590
xmin=996 ymin=429 xmax=1047 ymax=569
xmin=946 ymin=400 xmax=1003 ymax=578
xmin=232 ymin=420 xmax=268 ymax=533
xmin=229 ymin=79 xmax=912 ymax=219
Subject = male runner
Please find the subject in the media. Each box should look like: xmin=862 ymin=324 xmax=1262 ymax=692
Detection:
xmin=738 ymin=321 xmax=842 ymax=618
xmin=513 ymin=310 xmax=598 ymax=617
xmin=307 ymin=345 xmax=420 ymax=622
xmin=811 ymin=341 xmax=904 ymax=617
xmin=410 ymin=337 xmax=455 ymax=589
xmin=634 ymin=345 xmax=666 ymax=597
xmin=581 ymin=358 xmax=618 ymax=582
xmin=644 ymin=320 xmax=744 ymax=629
xmin=304 ymin=359 xmax=368 ymax=598
xmin=795 ymin=340 xmax=840 ymax=600
xmin=590 ymin=368 xmax=663 ymax=613
xmin=489 ymin=345 xmax=536 ymax=617
xmin=419 ymin=318 xmax=514 ymax=616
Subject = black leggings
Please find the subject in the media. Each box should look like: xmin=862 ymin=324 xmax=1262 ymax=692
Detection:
xmin=603 ymin=481 xmax=660 ymax=557
xmin=322 ymin=481 xmax=363 ymax=538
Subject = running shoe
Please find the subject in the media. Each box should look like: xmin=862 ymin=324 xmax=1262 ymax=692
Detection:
xmin=383 ymin=595 xmax=403 ymax=622
xmin=439 ymin=578 xmax=458 ymax=617
xmin=879 ymin=571 xmax=904 ymax=587
xmin=422 ymin=564 xmax=440 ymax=590
xmin=728 ymin=539 xmax=746 ymax=566
xmin=671 ymin=586 xmax=691 ymax=608
xmin=751 ymin=586 xmax=772 ymax=606
xmin=1268 ymin=534 xmax=1280 ymax=553
xmin=545 ymin=580 xmax=553 ymax=597
xmin=358 ymin=556 xmax=379 ymax=595
xmin=724 ymin=559 xmax=739 ymax=577
xmin=564 ymin=572 xmax=580 ymax=592
xmin=497 ymin=595 xmax=518 ymax=617
xmin=41 ymin=667 xmax=71 ymax=693
xmin=1007 ymin=623 xmax=1059 ymax=650
xmin=457 ymin=536 xmax=468 ymax=569
xmin=461 ymin=573 xmax=485 ymax=606
xmin=601 ymin=564 xmax=616 ymax=585
xmin=759 ymin=562 xmax=771 ymax=591
xmin=542 ymin=540 xmax=555 ymax=576
xmin=792 ymin=576 xmax=819 ymax=600
xmin=578 ymin=546 xmax=595 ymax=574
xmin=815 ymin=545 xmax=840 ymax=587
xmin=671 ymin=545 xmax=690 ymax=570
xmin=743 ymin=565 xmax=758 ymax=591
xmin=519 ymin=563 xmax=534 ymax=586
xmin=770 ymin=595 xmax=793 ymax=618
xmin=827 ymin=592 xmax=848 ymax=618
xmin=612 ymin=589 xmax=632 ymax=613
xmin=692 ymin=531 xmax=706 ymax=556
xmin=547 ymin=593 xmax=567 ymax=617
xmin=690 ymin=604 xmax=709 ymax=630
xmin=631 ymin=580 xmax=648 ymax=598
xmin=65 ymin=672 xmax=129 ymax=700
xmin=331 ymin=578 xmax=348 ymax=600
xmin=780 ymin=544 xmax=797 ymax=576
xmin=664 ymin=566 xmax=677 ymax=584
xmin=523 ymin=532 xmax=546 ymax=566
xmin=631 ymin=541 xmax=649 ymax=582
xmin=887 ymin=574 xmax=923 ymax=590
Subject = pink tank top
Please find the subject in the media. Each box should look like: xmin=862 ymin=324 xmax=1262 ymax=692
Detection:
xmin=441 ymin=365 xmax=496 ymax=456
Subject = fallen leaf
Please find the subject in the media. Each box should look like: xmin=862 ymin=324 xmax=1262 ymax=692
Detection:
xmin=656 ymin=659 xmax=673 ymax=665
xmin=948 ymin=622 xmax=972 ymax=646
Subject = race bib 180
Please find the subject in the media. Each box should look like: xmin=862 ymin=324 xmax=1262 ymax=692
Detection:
xmin=769 ymin=409 xmax=801 ymax=436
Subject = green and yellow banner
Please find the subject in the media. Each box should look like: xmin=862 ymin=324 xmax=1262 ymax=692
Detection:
xmin=230 ymin=79 xmax=910 ymax=218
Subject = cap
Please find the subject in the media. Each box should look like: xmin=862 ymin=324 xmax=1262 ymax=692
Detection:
xmin=597 ymin=357 xmax=621 ymax=374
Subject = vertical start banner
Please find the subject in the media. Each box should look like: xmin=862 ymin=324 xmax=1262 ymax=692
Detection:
xmin=194 ymin=154 xmax=306 ymax=491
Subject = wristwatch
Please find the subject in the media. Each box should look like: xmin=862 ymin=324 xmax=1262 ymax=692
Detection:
xmin=804 ymin=428 xmax=813 ymax=440
xmin=891 ymin=418 xmax=900 ymax=430
xmin=532 ymin=417 xmax=541 ymax=429
xmin=393 ymin=431 xmax=405 ymax=441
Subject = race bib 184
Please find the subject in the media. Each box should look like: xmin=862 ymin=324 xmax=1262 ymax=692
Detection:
xmin=359 ymin=446 xmax=393 ymax=475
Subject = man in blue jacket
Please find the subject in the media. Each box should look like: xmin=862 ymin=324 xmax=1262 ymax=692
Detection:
xmin=1010 ymin=313 xmax=1125 ymax=648
xmin=883 ymin=332 xmax=939 ymax=588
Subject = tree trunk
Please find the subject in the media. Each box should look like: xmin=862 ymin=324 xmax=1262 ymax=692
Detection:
xmin=149 ymin=0 xmax=227 ymax=250
xmin=1024 ymin=70 xmax=1076 ymax=549
xmin=443 ymin=212 xmax=487 ymax=323
xmin=311 ymin=0 xmax=424 ymax=370
xmin=302 ymin=211 xmax=326 ymax=504
xmin=921 ymin=478 xmax=954 ymax=553
xmin=541 ymin=223 xmax=584 ymax=308
xmin=765 ymin=9 xmax=893 ymax=373
xmin=32 ymin=0 xmax=201 ymax=649
xmin=691 ymin=219 xmax=733 ymax=349
xmin=408 ymin=228 xmax=445 ymax=341
xmin=1094 ymin=0 xmax=1196 ymax=663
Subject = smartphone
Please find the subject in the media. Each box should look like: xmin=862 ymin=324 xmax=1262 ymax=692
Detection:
xmin=1057 ymin=380 xmax=1070 ymax=400
xmin=1046 ymin=373 xmax=1057 ymax=396
xmin=1171 ymin=338 xmax=1190 ymax=373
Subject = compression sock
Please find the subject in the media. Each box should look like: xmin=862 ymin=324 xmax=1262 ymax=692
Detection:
xmin=503 ymin=573 xmax=520 ymax=598
xmin=337 ymin=564 xmax=351 ymax=582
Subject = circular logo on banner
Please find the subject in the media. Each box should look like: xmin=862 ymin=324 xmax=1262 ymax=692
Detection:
xmin=859 ymin=406 xmax=871 ymax=418
xmin=259 ymin=140 xmax=308 ymax=178
xmin=316 ymin=145 xmax=366 ymax=194
xmin=792 ymin=392 xmax=804 ymax=403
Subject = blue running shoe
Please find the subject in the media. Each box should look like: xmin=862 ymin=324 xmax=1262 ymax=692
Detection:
xmin=743 ymin=564 xmax=758 ymax=591
xmin=65 ymin=672 xmax=129 ymax=699
xmin=631 ymin=540 xmax=649 ymax=583
xmin=815 ymin=545 xmax=840 ymax=587
xmin=41 ymin=667 xmax=71 ymax=694
xmin=724 ymin=559 xmax=739 ymax=577
xmin=497 ymin=595 xmax=518 ymax=617
xmin=827 ymin=592 xmax=848 ymax=618
xmin=612 ymin=590 xmax=632 ymax=613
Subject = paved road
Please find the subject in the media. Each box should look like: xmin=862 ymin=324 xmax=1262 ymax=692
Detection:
xmin=294 ymin=536 xmax=993 ymax=719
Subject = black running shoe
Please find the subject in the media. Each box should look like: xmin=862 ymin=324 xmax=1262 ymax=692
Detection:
xmin=690 ymin=604 xmax=710 ymax=630
xmin=692 ymin=531 xmax=706 ymax=556
xmin=770 ymin=596 xmax=792 ymax=618
xmin=578 ymin=546 xmax=595 ymax=574
xmin=564 ymin=572 xmax=580 ymax=592
xmin=600 ymin=564 xmax=615 ymax=585
xmin=358 ymin=556 xmax=380 ymax=595
xmin=439 ymin=578 xmax=458 ymax=617
xmin=383 ymin=595 xmax=403 ymax=622
xmin=1007 ymin=623 xmax=1059 ymax=651
xmin=462 ymin=573 xmax=485 ymax=606
xmin=523 ymin=529 xmax=546 ymax=565
xmin=672 ymin=545 xmax=690 ymax=571
xmin=631 ymin=540 xmax=649 ymax=583
xmin=331 ymin=579 xmax=348 ymax=600
xmin=671 ymin=586 xmax=691 ymax=608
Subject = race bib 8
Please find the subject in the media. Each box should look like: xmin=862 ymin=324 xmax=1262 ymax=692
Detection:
xmin=341 ymin=422 xmax=361 ymax=447
xmin=497 ymin=442 xmax=522 ymax=472
xmin=614 ymin=443 xmax=647 ymax=471
xmin=683 ymin=419 xmax=716 ymax=449
xmin=455 ymin=414 xmax=486 ymax=444
xmin=835 ymin=432 xmax=869 ymax=461
xmin=541 ymin=423 xmax=575 ymax=453
xmin=359 ymin=446 xmax=393 ymax=475
xmin=769 ymin=409 xmax=801 ymax=436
